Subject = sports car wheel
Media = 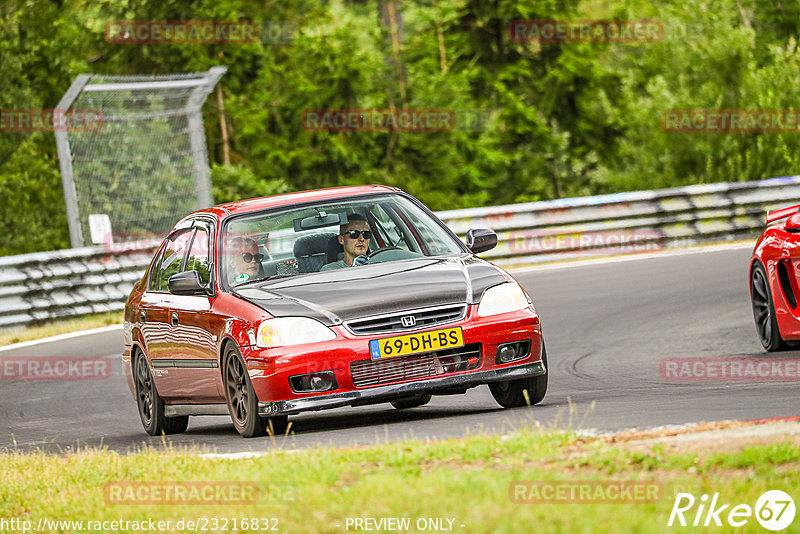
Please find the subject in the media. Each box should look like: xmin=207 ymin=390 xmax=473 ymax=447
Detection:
xmin=751 ymin=262 xmax=786 ymax=352
xmin=224 ymin=345 xmax=288 ymax=438
xmin=133 ymin=352 xmax=189 ymax=436
xmin=489 ymin=343 xmax=548 ymax=408
xmin=390 ymin=394 xmax=432 ymax=409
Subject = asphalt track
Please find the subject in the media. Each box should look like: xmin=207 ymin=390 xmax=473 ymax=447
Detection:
xmin=2 ymin=245 xmax=797 ymax=454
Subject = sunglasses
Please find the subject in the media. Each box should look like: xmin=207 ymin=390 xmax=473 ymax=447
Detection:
xmin=343 ymin=230 xmax=372 ymax=240
xmin=241 ymin=253 xmax=264 ymax=263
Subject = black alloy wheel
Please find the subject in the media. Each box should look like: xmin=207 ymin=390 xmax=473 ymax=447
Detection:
xmin=224 ymin=345 xmax=288 ymax=438
xmin=133 ymin=352 xmax=188 ymax=435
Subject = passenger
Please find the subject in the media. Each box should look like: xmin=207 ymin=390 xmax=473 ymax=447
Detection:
xmin=228 ymin=236 xmax=263 ymax=284
xmin=321 ymin=214 xmax=371 ymax=271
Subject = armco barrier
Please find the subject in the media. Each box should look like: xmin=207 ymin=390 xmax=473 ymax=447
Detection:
xmin=0 ymin=243 xmax=157 ymax=331
xmin=438 ymin=175 xmax=800 ymax=266
xmin=0 ymin=176 xmax=798 ymax=332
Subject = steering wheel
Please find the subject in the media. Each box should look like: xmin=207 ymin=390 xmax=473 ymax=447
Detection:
xmin=366 ymin=246 xmax=403 ymax=260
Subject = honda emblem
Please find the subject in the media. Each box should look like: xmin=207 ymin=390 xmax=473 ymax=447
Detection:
xmin=400 ymin=315 xmax=416 ymax=327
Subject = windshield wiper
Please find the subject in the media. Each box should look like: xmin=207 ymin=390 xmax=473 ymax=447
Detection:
xmin=262 ymin=274 xmax=297 ymax=281
xmin=234 ymin=274 xmax=296 ymax=288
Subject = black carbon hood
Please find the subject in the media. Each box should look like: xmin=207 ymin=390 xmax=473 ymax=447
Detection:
xmin=233 ymin=255 xmax=508 ymax=326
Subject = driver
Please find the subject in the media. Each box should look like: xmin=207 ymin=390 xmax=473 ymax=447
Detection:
xmin=321 ymin=214 xmax=371 ymax=271
xmin=228 ymin=236 xmax=264 ymax=284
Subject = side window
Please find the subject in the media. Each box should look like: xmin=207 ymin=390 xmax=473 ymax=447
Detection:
xmin=186 ymin=227 xmax=211 ymax=285
xmin=395 ymin=205 xmax=452 ymax=255
xmin=147 ymin=244 xmax=167 ymax=291
xmin=150 ymin=229 xmax=194 ymax=292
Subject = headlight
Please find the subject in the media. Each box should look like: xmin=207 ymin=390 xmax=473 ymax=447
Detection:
xmin=477 ymin=282 xmax=530 ymax=317
xmin=256 ymin=317 xmax=336 ymax=348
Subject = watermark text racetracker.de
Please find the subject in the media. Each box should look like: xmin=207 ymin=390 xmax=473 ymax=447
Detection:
xmin=98 ymin=231 xmax=163 ymax=253
xmin=104 ymin=20 xmax=297 ymax=45
xmin=104 ymin=21 xmax=259 ymax=44
xmin=510 ymin=480 xmax=663 ymax=504
xmin=505 ymin=229 xmax=665 ymax=255
xmin=661 ymin=109 xmax=800 ymax=133
xmin=104 ymin=481 xmax=295 ymax=505
xmin=1 ymin=356 xmax=111 ymax=381
xmin=0 ymin=109 xmax=102 ymax=132
xmin=660 ymin=357 xmax=800 ymax=381
xmin=509 ymin=19 xmax=663 ymax=43
xmin=301 ymin=108 xmax=495 ymax=132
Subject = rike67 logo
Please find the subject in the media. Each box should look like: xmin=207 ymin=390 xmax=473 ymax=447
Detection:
xmin=668 ymin=490 xmax=795 ymax=531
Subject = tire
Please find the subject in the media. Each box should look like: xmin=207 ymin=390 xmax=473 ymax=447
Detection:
xmin=133 ymin=351 xmax=189 ymax=436
xmin=751 ymin=261 xmax=787 ymax=352
xmin=489 ymin=342 xmax=548 ymax=408
xmin=391 ymin=394 xmax=432 ymax=409
xmin=223 ymin=344 xmax=289 ymax=438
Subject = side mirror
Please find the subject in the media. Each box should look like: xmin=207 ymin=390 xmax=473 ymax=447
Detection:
xmin=168 ymin=271 xmax=209 ymax=296
xmin=787 ymin=213 xmax=800 ymax=233
xmin=465 ymin=228 xmax=497 ymax=254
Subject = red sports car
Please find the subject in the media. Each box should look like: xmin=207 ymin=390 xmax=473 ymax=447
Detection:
xmin=123 ymin=186 xmax=547 ymax=437
xmin=750 ymin=203 xmax=800 ymax=351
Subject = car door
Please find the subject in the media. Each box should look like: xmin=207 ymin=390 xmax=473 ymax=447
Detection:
xmin=140 ymin=228 xmax=195 ymax=367
xmin=165 ymin=220 xmax=226 ymax=404
xmin=142 ymin=227 xmax=195 ymax=400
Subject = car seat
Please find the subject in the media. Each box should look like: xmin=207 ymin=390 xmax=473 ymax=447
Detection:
xmin=293 ymin=233 xmax=343 ymax=273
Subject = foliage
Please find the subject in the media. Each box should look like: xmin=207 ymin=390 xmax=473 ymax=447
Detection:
xmin=211 ymin=163 xmax=289 ymax=203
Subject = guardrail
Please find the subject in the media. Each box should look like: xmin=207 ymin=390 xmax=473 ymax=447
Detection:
xmin=1 ymin=176 xmax=798 ymax=332
xmin=438 ymin=175 xmax=800 ymax=266
xmin=0 ymin=243 xmax=157 ymax=331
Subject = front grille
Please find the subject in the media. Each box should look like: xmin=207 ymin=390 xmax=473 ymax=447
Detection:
xmin=350 ymin=343 xmax=482 ymax=387
xmin=345 ymin=304 xmax=467 ymax=336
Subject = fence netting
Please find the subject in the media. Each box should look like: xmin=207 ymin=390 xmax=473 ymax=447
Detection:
xmin=57 ymin=68 xmax=225 ymax=247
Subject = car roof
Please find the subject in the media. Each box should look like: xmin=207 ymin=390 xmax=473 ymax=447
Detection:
xmin=185 ymin=185 xmax=403 ymax=222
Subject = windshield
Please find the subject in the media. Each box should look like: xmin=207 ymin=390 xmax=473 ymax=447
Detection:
xmin=221 ymin=194 xmax=464 ymax=288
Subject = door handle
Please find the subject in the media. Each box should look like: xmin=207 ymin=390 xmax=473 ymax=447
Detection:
xmin=140 ymin=310 xmax=146 ymax=323
xmin=171 ymin=312 xmax=179 ymax=326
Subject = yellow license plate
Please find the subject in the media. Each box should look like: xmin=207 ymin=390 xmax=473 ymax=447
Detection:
xmin=369 ymin=327 xmax=464 ymax=360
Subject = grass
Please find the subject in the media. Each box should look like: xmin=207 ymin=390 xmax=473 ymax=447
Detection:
xmin=0 ymin=311 xmax=122 ymax=347
xmin=1 ymin=428 xmax=797 ymax=533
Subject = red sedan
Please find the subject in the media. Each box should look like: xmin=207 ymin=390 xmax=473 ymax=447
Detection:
xmin=123 ymin=186 xmax=547 ymax=437
xmin=751 ymin=203 xmax=800 ymax=351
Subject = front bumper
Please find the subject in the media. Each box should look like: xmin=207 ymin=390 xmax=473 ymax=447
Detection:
xmin=258 ymin=359 xmax=545 ymax=416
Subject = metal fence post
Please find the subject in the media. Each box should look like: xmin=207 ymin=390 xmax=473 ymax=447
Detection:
xmin=187 ymin=66 xmax=227 ymax=208
xmin=55 ymin=74 xmax=91 ymax=249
